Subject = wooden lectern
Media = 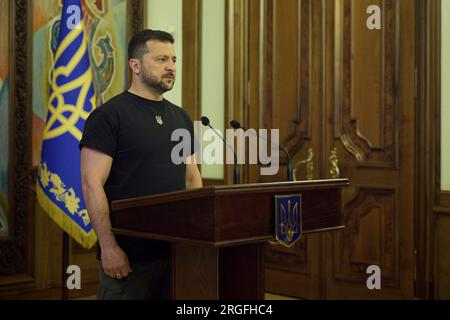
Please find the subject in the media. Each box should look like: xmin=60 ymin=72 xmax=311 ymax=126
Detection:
xmin=111 ymin=179 xmax=349 ymax=300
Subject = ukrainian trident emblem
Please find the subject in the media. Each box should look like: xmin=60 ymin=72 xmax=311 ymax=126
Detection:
xmin=155 ymin=115 xmax=163 ymax=125
xmin=274 ymin=194 xmax=302 ymax=247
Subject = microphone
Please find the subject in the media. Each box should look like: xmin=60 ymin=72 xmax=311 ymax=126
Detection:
xmin=201 ymin=116 xmax=240 ymax=184
xmin=230 ymin=120 xmax=293 ymax=181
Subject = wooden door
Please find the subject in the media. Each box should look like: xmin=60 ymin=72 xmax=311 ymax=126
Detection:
xmin=322 ymin=0 xmax=416 ymax=299
xmin=246 ymin=0 xmax=416 ymax=299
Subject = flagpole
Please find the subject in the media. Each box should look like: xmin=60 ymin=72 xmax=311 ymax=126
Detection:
xmin=62 ymin=232 xmax=69 ymax=300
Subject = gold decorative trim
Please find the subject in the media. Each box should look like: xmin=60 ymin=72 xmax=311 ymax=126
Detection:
xmin=329 ymin=147 xmax=340 ymax=179
xmin=293 ymin=148 xmax=314 ymax=180
xmin=37 ymin=186 xmax=97 ymax=249
xmin=38 ymin=162 xmax=91 ymax=227
xmin=341 ymin=134 xmax=365 ymax=162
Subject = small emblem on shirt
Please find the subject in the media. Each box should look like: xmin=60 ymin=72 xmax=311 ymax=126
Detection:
xmin=155 ymin=115 xmax=163 ymax=125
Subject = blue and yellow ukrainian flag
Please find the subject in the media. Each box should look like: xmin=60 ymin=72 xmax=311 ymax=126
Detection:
xmin=37 ymin=0 xmax=97 ymax=249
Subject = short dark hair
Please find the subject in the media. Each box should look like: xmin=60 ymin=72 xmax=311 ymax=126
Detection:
xmin=128 ymin=29 xmax=175 ymax=60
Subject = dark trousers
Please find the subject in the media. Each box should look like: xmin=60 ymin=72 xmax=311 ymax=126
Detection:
xmin=97 ymin=259 xmax=170 ymax=300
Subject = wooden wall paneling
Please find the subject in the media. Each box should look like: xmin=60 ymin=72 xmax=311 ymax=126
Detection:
xmin=259 ymin=0 xmax=294 ymax=183
xmin=334 ymin=187 xmax=398 ymax=286
xmin=225 ymin=0 xmax=248 ymax=185
xmin=0 ymin=0 xmax=62 ymax=298
xmin=126 ymin=0 xmax=144 ymax=87
xmin=247 ymin=0 xmax=262 ymax=184
xmin=419 ymin=0 xmax=450 ymax=300
xmin=182 ymin=0 xmax=202 ymax=122
xmin=268 ymin=0 xmax=311 ymax=181
xmin=256 ymin=0 xmax=274 ymax=184
xmin=33 ymin=204 xmax=63 ymax=293
xmin=293 ymin=0 xmax=323 ymax=183
xmin=269 ymin=0 xmax=300 ymax=143
xmin=69 ymin=246 xmax=99 ymax=299
xmin=415 ymin=0 xmax=439 ymax=299
xmin=434 ymin=211 xmax=450 ymax=299
xmin=261 ymin=0 xmax=273 ymax=143
xmin=392 ymin=0 xmax=415 ymax=299
xmin=335 ymin=0 xmax=398 ymax=168
xmin=325 ymin=0 xmax=415 ymax=299
xmin=322 ymin=0 xmax=337 ymax=299
xmin=263 ymin=0 xmax=323 ymax=299
xmin=310 ymin=0 xmax=325 ymax=182
xmin=265 ymin=234 xmax=321 ymax=299
xmin=128 ymin=0 xmax=144 ymax=40
xmin=434 ymin=1 xmax=450 ymax=295
xmin=257 ymin=0 xmax=316 ymax=184
xmin=0 ymin=0 xmax=34 ymax=288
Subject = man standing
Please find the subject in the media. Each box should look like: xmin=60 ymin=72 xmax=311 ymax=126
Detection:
xmin=80 ymin=29 xmax=202 ymax=300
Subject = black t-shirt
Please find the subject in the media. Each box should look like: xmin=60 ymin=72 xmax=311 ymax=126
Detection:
xmin=79 ymin=91 xmax=195 ymax=262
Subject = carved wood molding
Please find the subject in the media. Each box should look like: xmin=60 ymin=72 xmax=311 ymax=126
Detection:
xmin=0 ymin=0 xmax=32 ymax=277
xmin=333 ymin=187 xmax=399 ymax=288
xmin=224 ymin=0 xmax=248 ymax=184
xmin=130 ymin=0 xmax=144 ymax=35
xmin=415 ymin=0 xmax=442 ymax=299
xmin=182 ymin=0 xmax=202 ymax=122
xmin=123 ymin=0 xmax=144 ymax=87
xmin=336 ymin=0 xmax=399 ymax=168
xmin=262 ymin=0 xmax=273 ymax=131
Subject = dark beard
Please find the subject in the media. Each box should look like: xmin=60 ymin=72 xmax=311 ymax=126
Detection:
xmin=142 ymin=69 xmax=174 ymax=94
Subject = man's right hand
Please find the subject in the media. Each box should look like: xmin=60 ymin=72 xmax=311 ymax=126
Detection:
xmin=101 ymin=245 xmax=133 ymax=279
